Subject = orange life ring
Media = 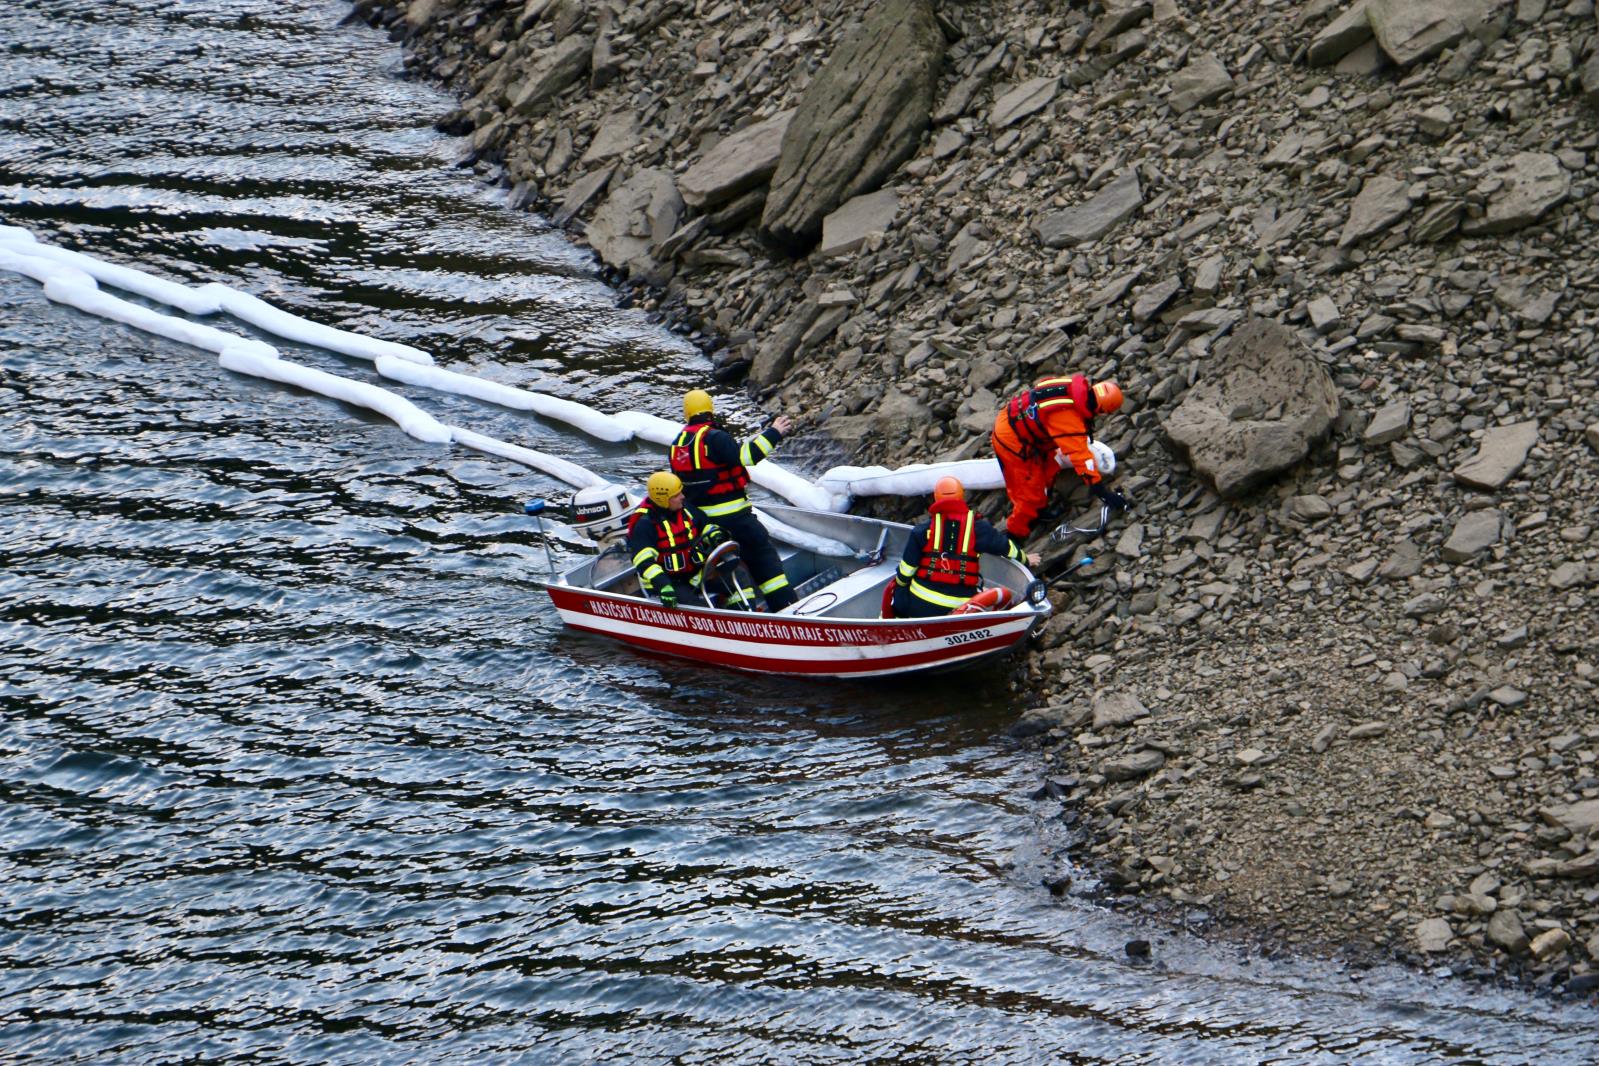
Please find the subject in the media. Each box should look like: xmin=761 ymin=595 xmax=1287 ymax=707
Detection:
xmin=952 ymin=587 xmax=1015 ymax=614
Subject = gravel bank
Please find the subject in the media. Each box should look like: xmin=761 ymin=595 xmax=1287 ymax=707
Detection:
xmin=354 ymin=0 xmax=1599 ymax=995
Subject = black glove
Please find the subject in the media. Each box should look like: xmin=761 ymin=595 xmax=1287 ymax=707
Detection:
xmin=657 ymin=584 xmax=678 ymax=608
xmin=699 ymin=525 xmax=726 ymax=549
xmin=1091 ymin=483 xmax=1128 ymax=511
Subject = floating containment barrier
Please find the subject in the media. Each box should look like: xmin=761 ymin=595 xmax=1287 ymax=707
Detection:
xmin=1 ymin=225 xmax=1020 ymax=511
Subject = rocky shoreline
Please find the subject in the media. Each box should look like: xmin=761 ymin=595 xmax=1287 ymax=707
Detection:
xmin=354 ymin=0 xmax=1599 ymax=995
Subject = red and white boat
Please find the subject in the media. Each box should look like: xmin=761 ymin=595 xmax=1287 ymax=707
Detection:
xmin=544 ymin=504 xmax=1052 ymax=678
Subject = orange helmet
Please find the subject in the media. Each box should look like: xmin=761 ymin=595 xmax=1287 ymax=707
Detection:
xmin=1092 ymin=381 xmax=1123 ymax=415
xmin=932 ymin=476 xmax=965 ymax=505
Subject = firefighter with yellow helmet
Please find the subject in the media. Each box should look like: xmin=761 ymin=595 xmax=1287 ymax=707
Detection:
xmin=625 ymin=471 xmax=726 ymax=608
xmin=668 ymin=390 xmax=796 ymax=610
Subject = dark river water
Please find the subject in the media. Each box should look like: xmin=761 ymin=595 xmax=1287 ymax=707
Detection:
xmin=2 ymin=1 xmax=1597 ymax=1061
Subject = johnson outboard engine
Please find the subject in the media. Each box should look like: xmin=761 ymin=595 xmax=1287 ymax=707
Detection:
xmin=569 ymin=482 xmax=638 ymax=546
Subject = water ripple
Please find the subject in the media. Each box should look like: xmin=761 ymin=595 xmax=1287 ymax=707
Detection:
xmin=1 ymin=0 xmax=1596 ymax=1062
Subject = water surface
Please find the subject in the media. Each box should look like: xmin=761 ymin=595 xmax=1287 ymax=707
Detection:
xmin=3 ymin=1 xmax=1597 ymax=1061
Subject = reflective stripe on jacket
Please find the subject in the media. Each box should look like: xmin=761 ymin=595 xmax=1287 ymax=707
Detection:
xmin=669 ymin=418 xmax=782 ymax=517
xmin=626 ymin=503 xmax=710 ymax=590
xmin=896 ymin=504 xmax=1026 ymax=611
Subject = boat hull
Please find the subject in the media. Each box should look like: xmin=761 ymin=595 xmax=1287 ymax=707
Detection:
xmin=547 ymin=585 xmax=1040 ymax=678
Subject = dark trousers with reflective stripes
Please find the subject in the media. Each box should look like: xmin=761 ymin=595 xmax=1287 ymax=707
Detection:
xmin=892 ymin=582 xmax=973 ymax=618
xmin=717 ymin=510 xmax=795 ymax=610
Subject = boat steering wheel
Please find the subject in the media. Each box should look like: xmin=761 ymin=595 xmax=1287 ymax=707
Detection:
xmin=698 ymin=540 xmax=755 ymax=610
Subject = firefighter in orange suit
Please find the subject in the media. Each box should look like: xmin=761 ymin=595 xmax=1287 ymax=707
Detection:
xmin=991 ymin=373 xmax=1126 ymax=545
xmin=669 ymin=389 xmax=796 ymax=610
xmin=891 ymin=477 xmax=1040 ymax=619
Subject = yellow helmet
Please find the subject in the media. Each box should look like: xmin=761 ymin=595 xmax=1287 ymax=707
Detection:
xmin=646 ymin=471 xmax=683 ymax=508
xmin=684 ymin=389 xmax=714 ymax=419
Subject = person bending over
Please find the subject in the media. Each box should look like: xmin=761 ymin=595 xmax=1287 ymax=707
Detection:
xmin=991 ymin=372 xmax=1126 ymax=547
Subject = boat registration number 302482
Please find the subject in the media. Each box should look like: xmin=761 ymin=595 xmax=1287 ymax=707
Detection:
xmin=944 ymin=628 xmax=992 ymax=646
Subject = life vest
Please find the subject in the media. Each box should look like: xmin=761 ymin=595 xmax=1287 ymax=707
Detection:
xmin=670 ymin=421 xmax=750 ymax=501
xmin=632 ymin=502 xmax=702 ymax=575
xmin=1004 ymin=374 xmax=1093 ymax=457
xmin=913 ymin=507 xmax=983 ymax=591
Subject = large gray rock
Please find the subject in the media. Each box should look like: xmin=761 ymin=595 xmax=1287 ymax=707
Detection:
xmin=1416 ymin=917 xmax=1454 ymax=953
xmin=1339 ymin=174 xmax=1414 ymax=247
xmin=1308 ymin=2 xmax=1374 ymax=66
xmin=1168 ymin=53 xmax=1233 ymax=113
xmin=1582 ymin=52 xmax=1599 ymax=112
xmin=584 ymin=167 xmax=681 ymax=279
xmin=510 ymin=35 xmax=593 ymax=118
xmin=1461 ymin=152 xmax=1569 ymax=235
xmin=1092 ymin=691 xmax=1151 ymax=730
xmin=1453 ymin=420 xmax=1538 ymax=489
xmin=1369 ymin=0 xmax=1489 ymax=67
xmin=819 ymin=188 xmax=899 ymax=257
xmin=1161 ymin=318 xmax=1341 ymax=498
xmin=677 ymin=110 xmax=795 ymax=211
xmin=578 ymin=110 xmax=642 ymax=166
xmin=1364 ymin=398 xmax=1411 ymax=446
xmin=761 ymin=0 xmax=944 ymax=251
xmin=748 ymin=301 xmax=823 ymax=388
xmin=1487 ymin=909 xmax=1530 ymax=954
xmin=1542 ymin=799 xmax=1599 ymax=835
xmin=1036 ymin=169 xmax=1143 ymax=248
xmin=1102 ymin=749 xmax=1165 ymax=781
xmin=1441 ymin=510 xmax=1501 ymax=562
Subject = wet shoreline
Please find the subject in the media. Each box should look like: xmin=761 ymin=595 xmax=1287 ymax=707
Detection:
xmin=359 ymin=0 xmax=1599 ymax=996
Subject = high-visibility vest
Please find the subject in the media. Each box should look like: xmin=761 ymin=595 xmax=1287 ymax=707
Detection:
xmin=669 ymin=422 xmax=750 ymax=503
xmin=1004 ymin=374 xmax=1092 ymax=457
xmin=913 ymin=509 xmax=982 ymax=592
xmin=630 ymin=502 xmax=702 ymax=575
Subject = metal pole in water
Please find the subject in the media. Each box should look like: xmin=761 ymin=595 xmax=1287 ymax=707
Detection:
xmin=523 ymin=500 xmax=558 ymax=575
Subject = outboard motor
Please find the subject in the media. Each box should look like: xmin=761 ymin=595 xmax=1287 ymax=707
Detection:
xmin=569 ymin=482 xmax=638 ymax=546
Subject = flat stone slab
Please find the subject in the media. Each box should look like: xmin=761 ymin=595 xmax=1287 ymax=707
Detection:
xmin=1441 ymin=510 xmax=1501 ymax=562
xmin=678 ymin=110 xmax=794 ymax=210
xmin=1462 ymin=152 xmax=1570 ymax=235
xmin=578 ymin=110 xmax=642 ymax=165
xmin=1339 ymin=174 xmax=1413 ymax=247
xmin=1543 ymin=800 xmax=1599 ymax=835
xmin=990 ymin=76 xmax=1058 ymax=129
xmin=1168 ymin=53 xmax=1233 ymax=113
xmin=1364 ymin=399 xmax=1411 ymax=446
xmin=1132 ymin=276 xmax=1181 ymax=324
xmin=1036 ymin=168 xmax=1143 ymax=248
xmin=1092 ymin=691 xmax=1151 ymax=730
xmin=818 ymin=187 xmax=899 ymax=257
xmin=1454 ymin=420 xmax=1538 ymax=489
xmin=511 ymin=35 xmax=593 ymax=118
xmin=1308 ymin=1 xmax=1374 ymax=66
xmin=1370 ymin=0 xmax=1488 ymax=67
xmin=1102 ymin=749 xmax=1165 ymax=781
